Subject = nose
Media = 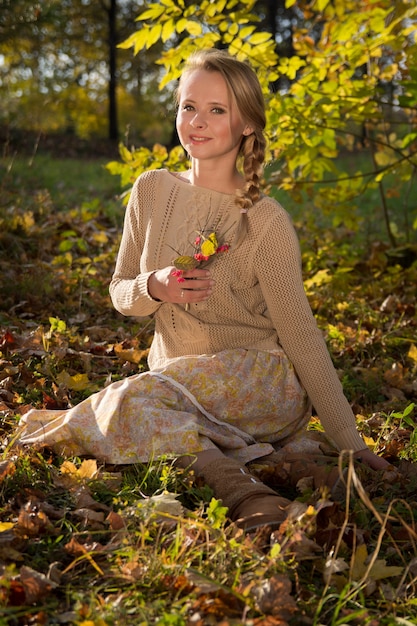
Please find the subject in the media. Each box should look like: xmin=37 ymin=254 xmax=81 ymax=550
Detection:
xmin=190 ymin=112 xmax=207 ymax=129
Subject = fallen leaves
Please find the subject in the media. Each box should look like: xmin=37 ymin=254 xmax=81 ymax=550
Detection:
xmin=60 ymin=458 xmax=100 ymax=481
xmin=324 ymin=543 xmax=404 ymax=594
xmin=0 ymin=158 xmax=416 ymax=623
xmin=0 ymin=460 xmax=15 ymax=483
xmin=252 ymin=575 xmax=297 ymax=624
xmin=0 ymin=564 xmax=58 ymax=607
xmin=19 ymin=565 xmax=58 ymax=604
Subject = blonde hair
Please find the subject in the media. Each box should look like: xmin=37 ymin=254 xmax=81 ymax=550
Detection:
xmin=176 ymin=49 xmax=267 ymax=247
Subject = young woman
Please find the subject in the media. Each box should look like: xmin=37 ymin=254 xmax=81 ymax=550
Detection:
xmin=20 ymin=49 xmax=388 ymax=531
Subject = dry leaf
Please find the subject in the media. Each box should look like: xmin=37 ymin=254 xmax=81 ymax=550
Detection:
xmin=106 ymin=510 xmax=126 ymax=531
xmin=0 ymin=459 xmax=15 ymax=483
xmin=253 ymin=574 xmax=297 ymax=621
xmin=120 ymin=560 xmax=145 ymax=581
xmin=1 ymin=579 xmax=26 ymax=606
xmin=73 ymin=485 xmax=110 ymax=511
xmin=16 ymin=500 xmax=54 ymax=537
xmin=61 ymin=458 xmax=99 ymax=480
xmin=20 ymin=565 xmax=58 ymax=604
xmin=72 ymin=508 xmax=106 ymax=523
xmin=114 ymin=343 xmax=149 ymax=364
xmin=351 ymin=544 xmax=404 ymax=583
xmin=55 ymin=370 xmax=91 ymax=391
xmin=323 ymin=556 xmax=349 ymax=585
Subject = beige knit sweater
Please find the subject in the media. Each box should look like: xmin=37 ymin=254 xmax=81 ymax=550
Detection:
xmin=110 ymin=169 xmax=366 ymax=452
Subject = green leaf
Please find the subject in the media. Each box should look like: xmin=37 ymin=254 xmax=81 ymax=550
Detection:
xmin=173 ymin=255 xmax=198 ymax=270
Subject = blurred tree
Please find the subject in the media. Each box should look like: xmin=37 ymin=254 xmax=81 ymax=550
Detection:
xmin=0 ymin=0 xmax=170 ymax=144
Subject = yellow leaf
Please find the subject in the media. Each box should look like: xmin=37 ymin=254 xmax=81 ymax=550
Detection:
xmin=248 ymin=32 xmax=272 ymax=45
xmin=162 ymin=18 xmax=175 ymax=43
xmin=362 ymin=435 xmax=376 ymax=449
xmin=369 ymin=560 xmax=403 ymax=582
xmin=92 ymin=231 xmax=108 ymax=245
xmin=117 ymin=30 xmax=147 ymax=54
xmin=350 ymin=543 xmax=368 ymax=580
xmin=69 ymin=374 xmax=90 ymax=391
xmin=60 ymin=460 xmax=78 ymax=475
xmin=0 ymin=522 xmax=14 ymax=533
xmin=137 ymin=4 xmax=166 ymax=21
xmin=408 ymin=343 xmax=417 ymax=364
xmin=77 ymin=459 xmax=99 ymax=479
xmin=56 ymin=371 xmax=91 ymax=391
xmin=304 ymin=268 xmax=331 ymax=291
xmin=61 ymin=459 xmax=98 ymax=480
xmin=114 ymin=345 xmax=149 ymax=365
xmin=176 ymin=17 xmax=188 ymax=33
xmin=183 ymin=20 xmax=202 ymax=36
xmin=374 ymin=149 xmax=395 ymax=167
xmin=316 ymin=0 xmax=331 ymax=11
xmin=351 ymin=544 xmax=403 ymax=582
xmin=146 ymin=24 xmax=162 ymax=49
xmin=240 ymin=25 xmax=256 ymax=39
xmin=201 ymin=233 xmax=218 ymax=256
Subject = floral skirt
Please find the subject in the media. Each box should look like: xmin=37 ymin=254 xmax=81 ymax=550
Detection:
xmin=18 ymin=348 xmax=313 ymax=465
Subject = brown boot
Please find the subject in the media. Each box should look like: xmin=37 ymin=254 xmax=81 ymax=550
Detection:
xmin=198 ymin=456 xmax=290 ymax=532
xmin=251 ymin=452 xmax=347 ymax=500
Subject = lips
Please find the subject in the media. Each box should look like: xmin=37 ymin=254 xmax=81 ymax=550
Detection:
xmin=189 ymin=135 xmax=210 ymax=143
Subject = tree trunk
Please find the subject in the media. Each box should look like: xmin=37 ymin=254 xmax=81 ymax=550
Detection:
xmin=108 ymin=0 xmax=118 ymax=142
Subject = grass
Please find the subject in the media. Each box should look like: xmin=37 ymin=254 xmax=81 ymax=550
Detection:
xmin=3 ymin=147 xmax=417 ymax=248
xmin=0 ymin=151 xmax=123 ymax=218
xmin=0 ymin=145 xmax=417 ymax=624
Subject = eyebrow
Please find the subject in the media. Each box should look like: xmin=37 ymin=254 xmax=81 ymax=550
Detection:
xmin=182 ymin=98 xmax=228 ymax=107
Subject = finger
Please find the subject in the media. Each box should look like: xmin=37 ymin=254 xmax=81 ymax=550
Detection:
xmin=182 ymin=276 xmax=215 ymax=290
xmin=179 ymin=285 xmax=213 ymax=303
xmin=182 ymin=268 xmax=211 ymax=280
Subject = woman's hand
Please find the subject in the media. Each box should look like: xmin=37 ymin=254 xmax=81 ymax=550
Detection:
xmin=148 ymin=266 xmax=215 ymax=305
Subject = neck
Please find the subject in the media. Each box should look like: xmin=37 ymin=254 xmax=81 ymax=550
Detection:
xmin=188 ymin=160 xmax=244 ymax=194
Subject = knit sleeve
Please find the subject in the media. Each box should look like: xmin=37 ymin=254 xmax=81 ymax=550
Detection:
xmin=109 ymin=173 xmax=162 ymax=318
xmin=253 ymin=207 xmax=366 ymax=452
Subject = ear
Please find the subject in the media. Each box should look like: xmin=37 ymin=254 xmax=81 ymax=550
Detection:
xmin=243 ymin=125 xmax=254 ymax=136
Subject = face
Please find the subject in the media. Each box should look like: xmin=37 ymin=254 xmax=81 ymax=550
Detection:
xmin=176 ymin=69 xmax=251 ymax=167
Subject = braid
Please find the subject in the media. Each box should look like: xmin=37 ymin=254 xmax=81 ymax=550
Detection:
xmin=234 ymin=130 xmax=266 ymax=248
xmin=177 ymin=49 xmax=267 ymax=248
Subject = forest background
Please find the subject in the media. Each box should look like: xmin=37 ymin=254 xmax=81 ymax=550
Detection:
xmin=1 ymin=0 xmax=417 ymax=624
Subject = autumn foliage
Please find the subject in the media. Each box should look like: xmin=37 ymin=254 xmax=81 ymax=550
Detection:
xmin=1 ymin=0 xmax=417 ymax=623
